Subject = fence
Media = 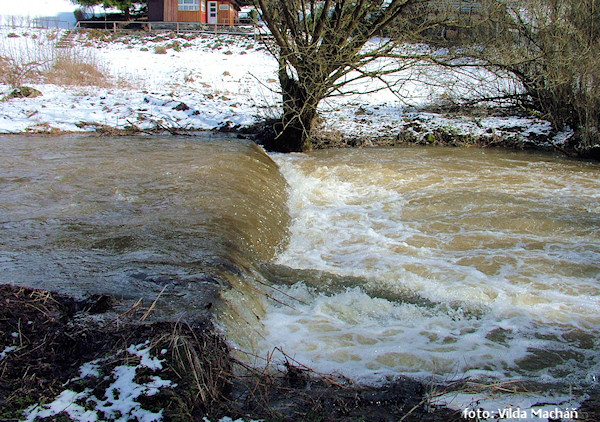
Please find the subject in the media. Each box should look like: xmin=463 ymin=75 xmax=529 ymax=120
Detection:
xmin=74 ymin=20 xmax=256 ymax=36
xmin=0 ymin=15 xmax=72 ymax=29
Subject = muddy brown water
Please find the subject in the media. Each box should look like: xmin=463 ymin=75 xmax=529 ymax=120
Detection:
xmin=1 ymin=135 xmax=599 ymax=399
xmin=0 ymin=135 xmax=289 ymax=322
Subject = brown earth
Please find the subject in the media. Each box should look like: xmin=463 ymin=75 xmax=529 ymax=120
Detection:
xmin=0 ymin=284 xmax=475 ymax=421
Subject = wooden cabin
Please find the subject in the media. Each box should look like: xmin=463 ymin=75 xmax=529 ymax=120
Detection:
xmin=148 ymin=0 xmax=241 ymax=25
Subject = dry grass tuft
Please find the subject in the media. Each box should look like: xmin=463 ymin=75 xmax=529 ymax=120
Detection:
xmin=43 ymin=48 xmax=110 ymax=87
xmin=160 ymin=322 xmax=233 ymax=416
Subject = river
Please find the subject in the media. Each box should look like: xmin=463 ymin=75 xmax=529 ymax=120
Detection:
xmin=0 ymin=135 xmax=289 ymax=321
xmin=1 ymin=135 xmax=599 ymax=409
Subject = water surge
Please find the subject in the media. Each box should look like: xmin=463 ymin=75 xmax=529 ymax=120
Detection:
xmin=264 ymin=147 xmax=600 ymax=393
xmin=0 ymin=135 xmax=289 ymax=344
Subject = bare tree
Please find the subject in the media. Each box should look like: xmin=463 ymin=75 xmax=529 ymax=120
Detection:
xmin=253 ymin=0 xmax=430 ymax=152
xmin=440 ymin=0 xmax=600 ymax=157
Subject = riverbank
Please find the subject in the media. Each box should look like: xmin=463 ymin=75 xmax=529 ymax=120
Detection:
xmin=1 ymin=284 xmax=466 ymax=421
xmin=0 ymin=27 xmax=574 ymax=157
xmin=2 ymin=284 xmax=598 ymax=421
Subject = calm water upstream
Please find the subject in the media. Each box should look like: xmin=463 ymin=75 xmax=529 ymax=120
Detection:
xmin=1 ymin=136 xmax=599 ymax=396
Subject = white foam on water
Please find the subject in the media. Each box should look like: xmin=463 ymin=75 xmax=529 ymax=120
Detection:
xmin=263 ymin=148 xmax=600 ymax=389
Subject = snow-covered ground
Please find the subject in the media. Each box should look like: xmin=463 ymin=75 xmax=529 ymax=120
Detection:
xmin=0 ymin=25 xmax=565 ymax=147
xmin=0 ymin=27 xmax=278 ymax=133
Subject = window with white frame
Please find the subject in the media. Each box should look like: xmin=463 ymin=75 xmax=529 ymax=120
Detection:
xmin=178 ymin=0 xmax=199 ymax=11
xmin=201 ymin=1 xmax=206 ymax=11
xmin=219 ymin=4 xmax=229 ymax=10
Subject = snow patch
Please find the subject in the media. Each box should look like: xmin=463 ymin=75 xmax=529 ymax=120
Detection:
xmin=0 ymin=345 xmax=17 ymax=361
xmin=24 ymin=343 xmax=175 ymax=422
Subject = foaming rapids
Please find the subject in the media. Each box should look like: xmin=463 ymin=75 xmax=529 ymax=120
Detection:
xmin=2 ymin=135 xmax=599 ymax=401
xmin=264 ymin=147 xmax=600 ymax=391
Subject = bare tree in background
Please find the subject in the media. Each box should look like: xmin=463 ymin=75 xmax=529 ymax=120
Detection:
xmin=442 ymin=0 xmax=600 ymax=157
xmin=253 ymin=0 xmax=430 ymax=152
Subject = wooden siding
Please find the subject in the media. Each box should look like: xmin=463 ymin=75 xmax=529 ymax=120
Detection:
xmin=164 ymin=0 xmax=178 ymax=21
xmin=178 ymin=10 xmax=203 ymax=22
xmin=216 ymin=1 xmax=238 ymax=25
xmin=156 ymin=0 xmax=238 ymax=24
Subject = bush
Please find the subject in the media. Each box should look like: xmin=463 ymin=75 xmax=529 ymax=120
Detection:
xmin=480 ymin=0 xmax=600 ymax=156
xmin=154 ymin=45 xmax=167 ymax=54
xmin=43 ymin=48 xmax=109 ymax=87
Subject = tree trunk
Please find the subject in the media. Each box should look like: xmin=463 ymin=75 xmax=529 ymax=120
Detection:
xmin=265 ymin=60 xmax=320 ymax=153
xmin=277 ymin=95 xmax=318 ymax=152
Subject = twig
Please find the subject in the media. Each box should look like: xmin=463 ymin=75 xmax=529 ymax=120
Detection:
xmin=140 ymin=285 xmax=167 ymax=321
xmin=399 ymin=398 xmax=427 ymax=422
xmin=117 ymin=297 xmax=143 ymax=319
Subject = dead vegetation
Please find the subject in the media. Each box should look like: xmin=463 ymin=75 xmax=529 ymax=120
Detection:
xmin=226 ymin=348 xmax=464 ymax=422
xmin=0 ymin=284 xmax=473 ymax=421
xmin=0 ymin=285 xmax=228 ymax=421
xmin=0 ymin=31 xmax=110 ymax=91
xmin=0 ymin=285 xmax=114 ymax=419
xmin=43 ymin=49 xmax=110 ymax=87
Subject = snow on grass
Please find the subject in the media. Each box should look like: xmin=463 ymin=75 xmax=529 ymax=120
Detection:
xmin=71 ymin=360 xmax=102 ymax=381
xmin=0 ymin=345 xmax=18 ymax=361
xmin=127 ymin=342 xmax=164 ymax=371
xmin=0 ymin=27 xmax=551 ymax=144
xmin=0 ymin=28 xmax=279 ymax=133
xmin=24 ymin=342 xmax=175 ymax=422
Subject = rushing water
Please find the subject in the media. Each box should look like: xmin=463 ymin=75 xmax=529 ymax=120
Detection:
xmin=0 ymin=135 xmax=289 ymax=323
xmin=263 ymin=147 xmax=600 ymax=390
xmin=1 ymin=135 xmax=599 ymax=397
